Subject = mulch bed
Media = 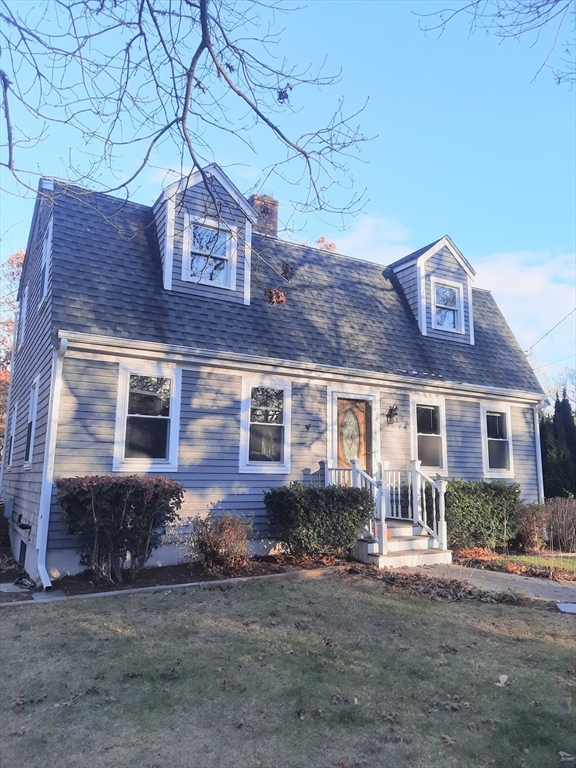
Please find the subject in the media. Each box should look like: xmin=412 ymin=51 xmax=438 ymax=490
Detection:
xmin=453 ymin=547 xmax=576 ymax=582
xmin=0 ymin=554 xmax=344 ymax=603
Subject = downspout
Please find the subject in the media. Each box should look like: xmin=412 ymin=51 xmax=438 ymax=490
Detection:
xmin=533 ymin=402 xmax=545 ymax=504
xmin=36 ymin=338 xmax=67 ymax=589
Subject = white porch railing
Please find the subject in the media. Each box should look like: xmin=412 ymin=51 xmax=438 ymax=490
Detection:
xmin=305 ymin=458 xmax=447 ymax=556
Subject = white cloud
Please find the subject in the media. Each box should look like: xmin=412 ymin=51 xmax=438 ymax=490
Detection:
xmin=474 ymin=250 xmax=576 ymax=374
xmin=329 ymin=215 xmax=411 ymax=264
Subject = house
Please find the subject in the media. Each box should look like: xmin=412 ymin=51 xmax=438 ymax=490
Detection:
xmin=0 ymin=165 xmax=546 ymax=587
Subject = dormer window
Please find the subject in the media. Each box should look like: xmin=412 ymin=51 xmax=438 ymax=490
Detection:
xmin=182 ymin=215 xmax=237 ymax=290
xmin=431 ymin=278 xmax=464 ymax=334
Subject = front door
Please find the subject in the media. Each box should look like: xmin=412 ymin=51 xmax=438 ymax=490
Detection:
xmin=337 ymin=399 xmax=372 ymax=475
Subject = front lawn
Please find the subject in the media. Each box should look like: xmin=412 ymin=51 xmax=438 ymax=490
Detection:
xmin=1 ymin=572 xmax=574 ymax=768
xmin=455 ymin=548 xmax=576 ymax=580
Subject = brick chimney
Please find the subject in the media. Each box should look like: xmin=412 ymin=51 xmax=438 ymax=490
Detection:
xmin=248 ymin=194 xmax=279 ymax=237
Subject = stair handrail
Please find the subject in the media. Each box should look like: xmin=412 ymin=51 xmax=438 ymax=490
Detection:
xmin=410 ymin=460 xmax=447 ymax=549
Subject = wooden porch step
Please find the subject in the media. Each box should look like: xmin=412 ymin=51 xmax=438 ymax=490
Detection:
xmin=368 ymin=549 xmax=452 ymax=569
xmin=386 ymin=536 xmax=430 ymax=552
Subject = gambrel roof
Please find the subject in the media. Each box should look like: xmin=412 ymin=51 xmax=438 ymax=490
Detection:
xmin=48 ymin=184 xmax=543 ymax=396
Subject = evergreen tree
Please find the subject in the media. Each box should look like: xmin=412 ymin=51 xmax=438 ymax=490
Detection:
xmin=541 ymin=393 xmax=576 ymax=498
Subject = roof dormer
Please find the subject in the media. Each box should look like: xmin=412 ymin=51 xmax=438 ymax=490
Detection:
xmin=390 ymin=235 xmax=476 ymax=345
xmin=153 ymin=164 xmax=258 ymax=306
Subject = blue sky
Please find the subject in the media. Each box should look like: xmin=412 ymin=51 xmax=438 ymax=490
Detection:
xmin=1 ymin=0 xmax=574 ymax=387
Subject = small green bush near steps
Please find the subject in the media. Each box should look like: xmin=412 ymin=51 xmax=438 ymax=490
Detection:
xmin=264 ymin=482 xmax=374 ymax=557
xmin=445 ymin=479 xmax=522 ymax=553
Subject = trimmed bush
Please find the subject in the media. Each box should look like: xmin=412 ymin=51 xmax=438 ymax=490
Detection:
xmin=445 ymin=479 xmax=522 ymax=552
xmin=187 ymin=513 xmax=252 ymax=571
xmin=56 ymin=475 xmax=184 ymax=584
xmin=264 ymin=483 xmax=374 ymax=557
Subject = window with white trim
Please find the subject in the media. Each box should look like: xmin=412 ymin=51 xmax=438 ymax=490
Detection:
xmin=411 ymin=396 xmax=447 ymax=473
xmin=24 ymin=380 xmax=39 ymax=465
xmin=481 ymin=403 xmax=513 ymax=476
xmin=5 ymin=405 xmax=17 ymax=469
xmin=431 ymin=278 xmax=464 ymax=333
xmin=239 ymin=378 xmax=291 ymax=473
xmin=113 ymin=365 xmax=181 ymax=472
xmin=40 ymin=218 xmax=52 ymax=304
xmin=182 ymin=215 xmax=237 ymax=290
xmin=18 ymin=285 xmax=28 ymax=347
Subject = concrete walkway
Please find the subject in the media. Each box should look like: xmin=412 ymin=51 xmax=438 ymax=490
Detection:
xmin=411 ymin=563 xmax=576 ymax=603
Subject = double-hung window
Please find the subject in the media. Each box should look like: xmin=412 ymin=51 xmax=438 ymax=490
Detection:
xmin=24 ymin=380 xmax=39 ymax=466
xmin=182 ymin=215 xmax=237 ymax=290
xmin=240 ymin=378 xmax=291 ymax=473
xmin=412 ymin=396 xmax=447 ymax=473
xmin=5 ymin=405 xmax=17 ymax=469
xmin=18 ymin=286 xmax=28 ymax=348
xmin=431 ymin=278 xmax=464 ymax=333
xmin=113 ymin=364 xmax=181 ymax=471
xmin=481 ymin=403 xmax=513 ymax=476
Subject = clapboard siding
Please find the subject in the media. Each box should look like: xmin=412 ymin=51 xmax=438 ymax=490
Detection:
xmin=380 ymin=390 xmax=411 ymax=469
xmin=169 ymin=178 xmax=247 ymax=304
xmin=425 ymin=246 xmax=471 ymax=344
xmin=1 ymin=195 xmax=55 ymax=548
xmin=445 ymin=398 xmax=484 ymax=480
xmin=395 ymin=266 xmax=419 ymax=326
xmin=511 ymin=406 xmax=539 ymax=502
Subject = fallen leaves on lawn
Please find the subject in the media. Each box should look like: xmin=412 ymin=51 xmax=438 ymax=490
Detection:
xmin=559 ymin=752 xmax=575 ymax=763
xmin=494 ymin=675 xmax=508 ymax=687
xmin=440 ymin=734 xmax=456 ymax=745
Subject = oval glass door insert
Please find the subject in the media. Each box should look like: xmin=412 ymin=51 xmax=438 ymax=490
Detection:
xmin=342 ymin=409 xmax=360 ymax=462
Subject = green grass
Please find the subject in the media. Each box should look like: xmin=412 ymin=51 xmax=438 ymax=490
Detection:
xmin=504 ymin=553 xmax=576 ymax=572
xmin=1 ymin=573 xmax=575 ymax=768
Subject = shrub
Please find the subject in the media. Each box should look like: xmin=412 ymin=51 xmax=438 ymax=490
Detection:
xmin=56 ymin=475 xmax=184 ymax=584
xmin=264 ymin=483 xmax=374 ymax=557
xmin=516 ymin=503 xmax=550 ymax=551
xmin=188 ymin=513 xmax=252 ymax=571
xmin=547 ymin=497 xmax=576 ymax=552
xmin=445 ymin=480 xmax=522 ymax=553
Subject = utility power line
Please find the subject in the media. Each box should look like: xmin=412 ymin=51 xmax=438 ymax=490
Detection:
xmin=532 ymin=354 xmax=575 ymax=372
xmin=524 ymin=307 xmax=576 ymax=353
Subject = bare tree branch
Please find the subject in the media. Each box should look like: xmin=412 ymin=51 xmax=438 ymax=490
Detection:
xmin=417 ymin=0 xmax=575 ymax=85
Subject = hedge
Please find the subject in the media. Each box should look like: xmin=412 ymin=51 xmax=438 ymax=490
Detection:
xmin=264 ymin=483 xmax=374 ymax=557
xmin=445 ymin=479 xmax=522 ymax=552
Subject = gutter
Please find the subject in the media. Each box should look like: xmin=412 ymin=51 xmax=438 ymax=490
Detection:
xmin=36 ymin=338 xmax=67 ymax=589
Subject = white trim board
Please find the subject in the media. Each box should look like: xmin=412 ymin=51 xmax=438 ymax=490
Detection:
xmin=58 ymin=330 xmax=544 ymax=406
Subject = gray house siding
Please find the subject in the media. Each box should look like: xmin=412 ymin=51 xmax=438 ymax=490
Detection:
xmin=425 ymin=246 xmax=472 ymax=344
xmin=394 ymin=266 xmax=419 ymax=326
xmin=445 ymin=398 xmax=484 ymax=481
xmin=511 ymin=405 xmax=539 ymax=502
xmin=169 ymin=178 xmax=247 ymax=304
xmin=1 ymin=195 xmax=55 ymax=563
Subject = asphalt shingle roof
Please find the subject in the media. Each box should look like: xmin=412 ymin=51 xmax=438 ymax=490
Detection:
xmin=50 ymin=186 xmax=543 ymax=396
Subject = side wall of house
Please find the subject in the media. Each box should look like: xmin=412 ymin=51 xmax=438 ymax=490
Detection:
xmin=44 ymin=351 xmax=541 ymax=576
xmin=0 ymin=196 xmax=55 ymax=576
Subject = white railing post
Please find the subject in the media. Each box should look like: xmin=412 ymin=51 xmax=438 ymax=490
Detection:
xmin=351 ymin=458 xmax=359 ymax=488
xmin=411 ymin=459 xmax=421 ymax=525
xmin=438 ymin=479 xmax=448 ymax=550
xmin=376 ymin=479 xmax=387 ymax=555
xmin=319 ymin=460 xmax=329 ymax=488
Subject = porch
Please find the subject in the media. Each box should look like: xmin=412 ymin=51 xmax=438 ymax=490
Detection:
xmin=303 ymin=459 xmax=452 ymax=568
